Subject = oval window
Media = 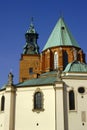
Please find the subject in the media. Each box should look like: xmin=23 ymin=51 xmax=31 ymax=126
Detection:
xmin=78 ymin=87 xmax=85 ymax=94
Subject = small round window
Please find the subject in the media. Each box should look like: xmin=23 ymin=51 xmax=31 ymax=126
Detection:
xmin=78 ymin=87 xmax=85 ymax=94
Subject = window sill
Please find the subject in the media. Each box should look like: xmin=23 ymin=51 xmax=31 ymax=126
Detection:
xmin=0 ymin=111 xmax=4 ymax=114
xmin=69 ymin=110 xmax=77 ymax=112
xmin=32 ymin=108 xmax=44 ymax=113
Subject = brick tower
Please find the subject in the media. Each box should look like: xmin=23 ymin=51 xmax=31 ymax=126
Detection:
xmin=19 ymin=19 xmax=40 ymax=82
xmin=40 ymin=18 xmax=85 ymax=73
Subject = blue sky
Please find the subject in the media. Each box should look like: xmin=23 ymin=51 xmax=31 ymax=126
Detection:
xmin=0 ymin=0 xmax=87 ymax=87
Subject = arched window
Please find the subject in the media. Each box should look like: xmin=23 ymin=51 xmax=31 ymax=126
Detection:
xmin=63 ymin=51 xmax=68 ymax=70
xmin=54 ymin=52 xmax=58 ymax=69
xmin=1 ymin=96 xmax=5 ymax=111
xmin=69 ymin=90 xmax=75 ymax=110
xmin=34 ymin=92 xmax=42 ymax=110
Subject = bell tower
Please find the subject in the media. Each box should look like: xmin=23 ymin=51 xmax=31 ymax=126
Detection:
xmin=23 ymin=18 xmax=39 ymax=54
xmin=19 ymin=19 xmax=40 ymax=82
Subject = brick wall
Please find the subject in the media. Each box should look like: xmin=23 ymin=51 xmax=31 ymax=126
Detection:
xmin=19 ymin=46 xmax=85 ymax=82
xmin=19 ymin=54 xmax=40 ymax=82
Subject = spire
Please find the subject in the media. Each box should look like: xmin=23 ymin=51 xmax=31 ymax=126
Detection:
xmin=27 ymin=17 xmax=36 ymax=34
xmin=43 ymin=17 xmax=80 ymax=51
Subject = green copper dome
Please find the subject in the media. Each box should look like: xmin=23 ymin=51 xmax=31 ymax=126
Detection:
xmin=43 ymin=17 xmax=80 ymax=51
xmin=64 ymin=61 xmax=87 ymax=72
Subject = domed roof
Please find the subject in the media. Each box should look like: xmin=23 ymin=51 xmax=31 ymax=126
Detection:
xmin=64 ymin=61 xmax=87 ymax=72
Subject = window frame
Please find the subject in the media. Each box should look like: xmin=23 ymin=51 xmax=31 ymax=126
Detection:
xmin=68 ymin=90 xmax=76 ymax=111
xmin=32 ymin=88 xmax=44 ymax=113
xmin=29 ymin=67 xmax=33 ymax=74
xmin=34 ymin=92 xmax=42 ymax=109
xmin=78 ymin=87 xmax=85 ymax=94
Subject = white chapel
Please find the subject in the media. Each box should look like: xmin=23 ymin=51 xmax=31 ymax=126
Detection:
xmin=0 ymin=17 xmax=87 ymax=130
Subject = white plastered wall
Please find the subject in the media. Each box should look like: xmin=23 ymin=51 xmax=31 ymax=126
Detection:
xmin=15 ymin=85 xmax=55 ymax=130
xmin=63 ymin=78 xmax=87 ymax=130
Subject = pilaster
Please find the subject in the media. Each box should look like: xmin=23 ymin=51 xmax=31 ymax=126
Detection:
xmin=46 ymin=49 xmax=51 ymax=72
xmin=4 ymin=85 xmax=15 ymax=130
xmin=54 ymin=81 xmax=65 ymax=130
xmin=4 ymin=73 xmax=15 ymax=130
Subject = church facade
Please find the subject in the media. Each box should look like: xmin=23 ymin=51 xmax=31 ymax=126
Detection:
xmin=0 ymin=17 xmax=87 ymax=130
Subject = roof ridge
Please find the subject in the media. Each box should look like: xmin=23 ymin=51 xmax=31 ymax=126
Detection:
xmin=64 ymin=61 xmax=87 ymax=72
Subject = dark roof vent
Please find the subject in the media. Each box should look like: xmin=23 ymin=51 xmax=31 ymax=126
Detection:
xmin=61 ymin=26 xmax=65 ymax=30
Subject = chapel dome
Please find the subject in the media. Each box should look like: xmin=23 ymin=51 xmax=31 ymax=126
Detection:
xmin=64 ymin=61 xmax=87 ymax=72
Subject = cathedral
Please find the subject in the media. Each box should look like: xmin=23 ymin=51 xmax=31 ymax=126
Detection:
xmin=0 ymin=17 xmax=87 ymax=130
